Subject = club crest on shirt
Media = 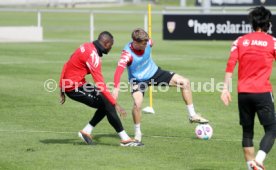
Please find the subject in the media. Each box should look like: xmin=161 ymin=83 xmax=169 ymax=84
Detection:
xmin=243 ymin=39 xmax=250 ymax=47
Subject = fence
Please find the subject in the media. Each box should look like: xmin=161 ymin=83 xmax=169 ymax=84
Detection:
xmin=1 ymin=7 xmax=276 ymax=42
xmin=0 ymin=8 xmax=157 ymax=42
xmin=0 ymin=0 xmax=123 ymax=7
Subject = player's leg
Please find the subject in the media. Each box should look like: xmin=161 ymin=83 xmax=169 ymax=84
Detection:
xmin=79 ymin=108 xmax=106 ymax=145
xmin=238 ymin=93 xmax=258 ymax=170
xmin=100 ymin=94 xmax=144 ymax=146
xmin=169 ymin=73 xmax=208 ymax=123
xmin=253 ymin=123 xmax=276 ymax=169
xmin=66 ymin=84 xmax=142 ymax=146
xmin=131 ymin=84 xmax=144 ymax=142
xmin=254 ymin=92 xmax=276 ymax=168
xmin=66 ymin=84 xmax=106 ymax=144
xmin=242 ymin=124 xmax=255 ymax=170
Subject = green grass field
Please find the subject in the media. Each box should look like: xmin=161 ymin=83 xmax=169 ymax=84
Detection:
xmin=1 ymin=4 xmax=276 ymax=170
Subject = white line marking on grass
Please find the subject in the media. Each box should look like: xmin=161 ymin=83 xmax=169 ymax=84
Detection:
xmin=0 ymin=129 xmax=242 ymax=142
xmin=0 ymin=61 xmax=64 ymax=65
xmin=0 ymin=129 xmax=75 ymax=134
xmin=43 ymin=39 xmax=83 ymax=43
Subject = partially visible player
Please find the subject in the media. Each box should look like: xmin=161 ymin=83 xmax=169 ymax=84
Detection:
xmin=221 ymin=6 xmax=276 ymax=170
xmin=59 ymin=31 xmax=143 ymax=147
xmin=113 ymin=28 xmax=209 ymax=142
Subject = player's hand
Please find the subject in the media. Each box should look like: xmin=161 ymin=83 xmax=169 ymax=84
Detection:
xmin=60 ymin=91 xmax=66 ymax=105
xmin=115 ymin=103 xmax=127 ymax=118
xmin=149 ymin=39 xmax=154 ymax=47
xmin=221 ymin=89 xmax=231 ymax=106
xmin=112 ymin=87 xmax=119 ymax=100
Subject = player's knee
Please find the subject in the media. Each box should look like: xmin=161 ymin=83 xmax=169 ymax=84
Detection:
xmin=184 ymin=78 xmax=190 ymax=85
xmin=133 ymin=103 xmax=142 ymax=111
xmin=179 ymin=77 xmax=190 ymax=89
xmin=242 ymin=125 xmax=254 ymax=138
xmin=242 ymin=138 xmax=253 ymax=147
xmin=242 ymin=133 xmax=254 ymax=147
xmin=264 ymin=123 xmax=276 ymax=137
xmin=242 ymin=125 xmax=254 ymax=147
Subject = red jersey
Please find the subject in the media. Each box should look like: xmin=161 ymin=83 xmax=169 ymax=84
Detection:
xmin=59 ymin=42 xmax=116 ymax=105
xmin=226 ymin=32 xmax=276 ymax=93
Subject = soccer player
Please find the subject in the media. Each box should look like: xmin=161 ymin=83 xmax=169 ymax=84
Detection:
xmin=221 ymin=6 xmax=276 ymax=170
xmin=113 ymin=28 xmax=209 ymax=142
xmin=59 ymin=31 xmax=143 ymax=147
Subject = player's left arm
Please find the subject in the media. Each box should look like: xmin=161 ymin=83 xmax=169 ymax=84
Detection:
xmin=273 ymin=37 xmax=276 ymax=60
xmin=149 ymin=39 xmax=153 ymax=47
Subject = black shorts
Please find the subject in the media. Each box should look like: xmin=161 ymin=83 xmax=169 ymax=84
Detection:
xmin=65 ymin=84 xmax=104 ymax=109
xmin=238 ymin=92 xmax=276 ymax=126
xmin=131 ymin=67 xmax=175 ymax=94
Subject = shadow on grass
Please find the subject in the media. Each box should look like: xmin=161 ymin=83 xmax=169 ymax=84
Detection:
xmin=40 ymin=133 xmax=119 ymax=146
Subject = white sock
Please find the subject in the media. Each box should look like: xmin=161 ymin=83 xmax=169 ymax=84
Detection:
xmin=246 ymin=160 xmax=254 ymax=170
xmin=83 ymin=123 xmax=93 ymax=134
xmin=187 ymin=104 xmax=196 ymax=117
xmin=134 ymin=123 xmax=141 ymax=134
xmin=255 ymin=150 xmax=266 ymax=165
xmin=118 ymin=130 xmax=131 ymax=141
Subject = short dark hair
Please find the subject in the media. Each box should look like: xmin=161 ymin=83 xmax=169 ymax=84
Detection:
xmin=131 ymin=28 xmax=149 ymax=42
xmin=98 ymin=31 xmax=113 ymax=41
xmin=248 ymin=6 xmax=272 ymax=32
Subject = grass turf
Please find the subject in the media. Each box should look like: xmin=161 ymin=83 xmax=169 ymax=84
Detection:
xmin=1 ymin=4 xmax=276 ymax=170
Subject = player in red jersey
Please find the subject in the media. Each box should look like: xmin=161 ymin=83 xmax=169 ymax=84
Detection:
xmin=221 ymin=6 xmax=276 ymax=170
xmin=59 ymin=31 xmax=143 ymax=147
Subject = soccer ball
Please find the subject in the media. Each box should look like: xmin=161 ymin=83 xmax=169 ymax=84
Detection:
xmin=195 ymin=124 xmax=213 ymax=140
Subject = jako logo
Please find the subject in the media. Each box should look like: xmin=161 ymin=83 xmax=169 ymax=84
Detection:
xmin=187 ymin=19 xmax=252 ymax=36
xmin=243 ymin=39 xmax=268 ymax=47
xmin=251 ymin=40 xmax=268 ymax=47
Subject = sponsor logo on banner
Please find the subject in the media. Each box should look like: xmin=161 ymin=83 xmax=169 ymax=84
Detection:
xmin=167 ymin=21 xmax=176 ymax=33
xmin=163 ymin=14 xmax=276 ymax=40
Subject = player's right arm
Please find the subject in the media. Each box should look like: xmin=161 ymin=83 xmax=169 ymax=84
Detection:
xmin=59 ymin=63 xmax=67 ymax=104
xmin=221 ymin=72 xmax=232 ymax=106
xmin=113 ymin=50 xmax=132 ymax=100
xmin=221 ymin=38 xmax=239 ymax=106
xmin=86 ymin=49 xmax=116 ymax=105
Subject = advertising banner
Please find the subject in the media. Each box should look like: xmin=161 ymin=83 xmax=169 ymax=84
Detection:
xmin=163 ymin=14 xmax=276 ymax=40
xmin=195 ymin=0 xmax=276 ymax=6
